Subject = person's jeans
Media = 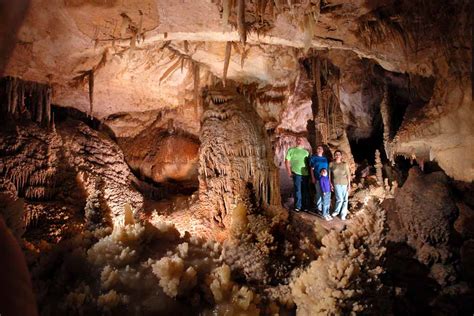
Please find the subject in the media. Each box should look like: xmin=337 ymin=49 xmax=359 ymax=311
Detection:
xmin=322 ymin=192 xmax=331 ymax=217
xmin=314 ymin=180 xmax=323 ymax=212
xmin=333 ymin=184 xmax=349 ymax=218
xmin=293 ymin=173 xmax=309 ymax=210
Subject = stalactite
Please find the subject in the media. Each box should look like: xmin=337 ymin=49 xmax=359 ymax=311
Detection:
xmin=240 ymin=46 xmax=249 ymax=69
xmin=130 ymin=31 xmax=137 ymax=49
xmin=10 ymin=78 xmax=19 ymax=115
xmin=194 ymin=63 xmax=200 ymax=117
xmin=36 ymin=84 xmax=44 ymax=123
xmin=237 ymin=0 xmax=247 ymax=44
xmin=45 ymin=86 xmax=52 ymax=125
xmin=88 ymin=70 xmax=94 ymax=118
xmin=312 ymin=56 xmax=325 ymax=144
xmin=120 ymin=13 xmax=132 ymax=38
xmin=222 ymin=0 xmax=230 ymax=28
xmin=159 ymin=56 xmax=181 ymax=84
xmin=223 ymin=41 xmax=232 ymax=87
xmin=137 ymin=10 xmax=144 ymax=43
xmin=1 ymin=77 xmax=52 ymax=126
xmin=303 ymin=14 xmax=314 ymax=53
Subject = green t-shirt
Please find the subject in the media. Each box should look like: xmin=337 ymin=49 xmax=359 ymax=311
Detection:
xmin=285 ymin=147 xmax=309 ymax=176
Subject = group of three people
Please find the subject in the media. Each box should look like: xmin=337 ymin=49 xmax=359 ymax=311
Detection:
xmin=285 ymin=137 xmax=351 ymax=221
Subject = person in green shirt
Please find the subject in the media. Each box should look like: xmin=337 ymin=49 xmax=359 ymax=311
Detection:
xmin=285 ymin=137 xmax=310 ymax=212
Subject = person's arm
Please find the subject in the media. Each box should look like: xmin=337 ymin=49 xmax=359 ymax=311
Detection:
xmin=346 ymin=163 xmax=351 ymax=192
xmin=285 ymin=159 xmax=292 ymax=178
xmin=309 ymin=158 xmax=316 ymax=183
xmin=285 ymin=149 xmax=293 ymax=177
xmin=327 ymin=160 xmax=332 ymax=188
xmin=329 ymin=163 xmax=334 ymax=192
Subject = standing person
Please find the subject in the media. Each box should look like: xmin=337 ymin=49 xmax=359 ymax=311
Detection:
xmin=309 ymin=145 xmax=329 ymax=214
xmin=285 ymin=137 xmax=310 ymax=212
xmin=330 ymin=150 xmax=351 ymax=220
xmin=319 ymin=168 xmax=332 ymax=221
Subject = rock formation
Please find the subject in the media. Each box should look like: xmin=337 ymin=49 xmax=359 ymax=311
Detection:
xmin=198 ymin=86 xmax=281 ymax=228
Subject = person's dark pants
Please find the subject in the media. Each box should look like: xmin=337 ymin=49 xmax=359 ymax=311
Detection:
xmin=293 ymin=173 xmax=310 ymax=210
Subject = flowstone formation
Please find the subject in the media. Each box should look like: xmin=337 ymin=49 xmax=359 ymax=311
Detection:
xmin=198 ymin=86 xmax=281 ymax=228
xmin=392 ymin=168 xmax=458 ymax=284
xmin=0 ymin=91 xmax=144 ymax=242
xmin=291 ymin=200 xmax=388 ymax=315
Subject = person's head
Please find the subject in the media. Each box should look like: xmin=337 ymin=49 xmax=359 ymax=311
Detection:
xmin=296 ymin=137 xmax=304 ymax=147
xmin=334 ymin=150 xmax=343 ymax=162
xmin=316 ymin=145 xmax=324 ymax=156
xmin=320 ymin=168 xmax=328 ymax=177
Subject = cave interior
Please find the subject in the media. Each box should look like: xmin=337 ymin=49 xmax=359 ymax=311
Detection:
xmin=0 ymin=1 xmax=473 ymax=315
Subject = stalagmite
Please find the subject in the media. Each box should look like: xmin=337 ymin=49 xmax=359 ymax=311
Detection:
xmin=198 ymin=87 xmax=281 ymax=228
xmin=380 ymin=85 xmax=392 ymax=160
xmin=123 ymin=203 xmax=135 ymax=225
xmin=375 ymin=149 xmax=383 ymax=186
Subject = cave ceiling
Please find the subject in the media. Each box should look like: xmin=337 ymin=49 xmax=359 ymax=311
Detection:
xmin=4 ymin=0 xmax=473 ymax=181
xmin=5 ymin=0 xmax=456 ymax=118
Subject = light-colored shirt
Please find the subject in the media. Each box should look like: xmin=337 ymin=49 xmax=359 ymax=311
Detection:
xmin=285 ymin=147 xmax=309 ymax=176
xmin=330 ymin=161 xmax=350 ymax=185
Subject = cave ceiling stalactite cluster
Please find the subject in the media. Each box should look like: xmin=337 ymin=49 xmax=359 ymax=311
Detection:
xmin=0 ymin=0 xmax=473 ymax=315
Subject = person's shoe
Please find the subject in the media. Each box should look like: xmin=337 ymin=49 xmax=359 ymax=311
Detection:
xmin=294 ymin=208 xmax=300 ymax=213
xmin=331 ymin=212 xmax=339 ymax=217
xmin=341 ymin=215 xmax=347 ymax=221
xmin=324 ymin=215 xmax=332 ymax=221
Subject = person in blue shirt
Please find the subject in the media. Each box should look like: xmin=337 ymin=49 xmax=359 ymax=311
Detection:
xmin=309 ymin=145 xmax=329 ymax=214
xmin=319 ymin=168 xmax=332 ymax=221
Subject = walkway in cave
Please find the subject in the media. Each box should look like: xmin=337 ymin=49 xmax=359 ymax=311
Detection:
xmin=139 ymin=190 xmax=354 ymax=244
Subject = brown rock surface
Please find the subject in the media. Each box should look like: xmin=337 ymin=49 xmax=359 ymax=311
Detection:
xmin=461 ymin=240 xmax=474 ymax=282
xmin=119 ymin=128 xmax=199 ymax=187
xmin=393 ymin=168 xmax=456 ymax=265
xmin=0 ymin=116 xmax=143 ymax=234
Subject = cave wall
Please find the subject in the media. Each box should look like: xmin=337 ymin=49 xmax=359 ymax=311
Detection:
xmin=0 ymin=105 xmax=144 ymax=235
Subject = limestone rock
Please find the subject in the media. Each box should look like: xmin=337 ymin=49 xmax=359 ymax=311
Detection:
xmin=394 ymin=168 xmax=457 ymax=266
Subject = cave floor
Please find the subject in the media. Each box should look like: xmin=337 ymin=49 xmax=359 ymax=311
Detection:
xmin=141 ymin=194 xmax=219 ymax=240
xmin=139 ymin=193 xmax=354 ymax=245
